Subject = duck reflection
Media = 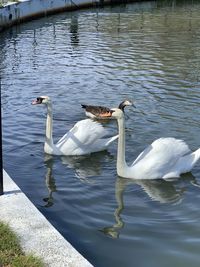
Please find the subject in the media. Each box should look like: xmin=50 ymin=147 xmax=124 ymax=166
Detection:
xmin=100 ymin=173 xmax=198 ymax=239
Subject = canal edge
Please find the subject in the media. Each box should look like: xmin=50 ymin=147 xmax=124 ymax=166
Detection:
xmin=0 ymin=170 xmax=93 ymax=267
xmin=0 ymin=0 xmax=134 ymax=32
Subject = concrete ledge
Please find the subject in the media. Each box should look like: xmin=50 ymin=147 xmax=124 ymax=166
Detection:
xmin=0 ymin=0 xmax=97 ymax=31
xmin=0 ymin=170 xmax=93 ymax=267
xmin=0 ymin=0 xmax=135 ymax=32
xmin=0 ymin=0 xmax=100 ymax=31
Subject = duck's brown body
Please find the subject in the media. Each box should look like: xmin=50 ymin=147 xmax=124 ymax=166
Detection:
xmin=81 ymin=104 xmax=113 ymax=118
xmin=81 ymin=100 xmax=132 ymax=119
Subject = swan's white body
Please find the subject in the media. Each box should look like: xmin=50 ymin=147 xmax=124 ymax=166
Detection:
xmin=32 ymin=96 xmax=118 ymax=156
xmin=112 ymin=109 xmax=200 ymax=180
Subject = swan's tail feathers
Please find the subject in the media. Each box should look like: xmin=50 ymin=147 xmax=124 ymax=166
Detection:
xmin=91 ymin=134 xmax=118 ymax=153
xmin=105 ymin=135 xmax=119 ymax=147
xmin=190 ymin=148 xmax=200 ymax=169
xmin=178 ymin=148 xmax=200 ymax=174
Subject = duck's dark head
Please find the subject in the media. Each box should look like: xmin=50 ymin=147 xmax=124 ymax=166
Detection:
xmin=118 ymin=100 xmax=133 ymax=112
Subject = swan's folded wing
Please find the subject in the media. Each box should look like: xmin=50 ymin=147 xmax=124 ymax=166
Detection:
xmin=73 ymin=119 xmax=107 ymax=144
xmin=151 ymin=138 xmax=190 ymax=157
xmin=57 ymin=119 xmax=107 ymax=146
xmin=132 ymin=145 xmax=152 ymax=166
xmin=131 ymin=138 xmax=191 ymax=178
xmin=132 ymin=137 xmax=190 ymax=165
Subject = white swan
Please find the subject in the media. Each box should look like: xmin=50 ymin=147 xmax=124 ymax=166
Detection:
xmin=107 ymin=108 xmax=200 ymax=179
xmin=32 ymin=96 xmax=118 ymax=156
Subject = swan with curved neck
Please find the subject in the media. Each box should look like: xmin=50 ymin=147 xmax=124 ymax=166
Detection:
xmin=108 ymin=108 xmax=200 ymax=179
xmin=32 ymin=96 xmax=118 ymax=156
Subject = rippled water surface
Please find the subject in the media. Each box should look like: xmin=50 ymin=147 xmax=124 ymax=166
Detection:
xmin=1 ymin=1 xmax=200 ymax=266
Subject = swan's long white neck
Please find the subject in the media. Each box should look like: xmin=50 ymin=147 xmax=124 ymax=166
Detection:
xmin=44 ymin=102 xmax=55 ymax=153
xmin=116 ymin=115 xmax=129 ymax=177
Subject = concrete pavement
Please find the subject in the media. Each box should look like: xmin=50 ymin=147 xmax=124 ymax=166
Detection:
xmin=0 ymin=170 xmax=93 ymax=267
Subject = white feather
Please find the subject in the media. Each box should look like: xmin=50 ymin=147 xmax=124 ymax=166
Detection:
xmin=56 ymin=119 xmax=116 ymax=155
xmin=131 ymin=138 xmax=192 ymax=179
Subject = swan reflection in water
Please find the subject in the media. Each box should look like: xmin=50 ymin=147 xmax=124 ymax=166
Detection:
xmin=43 ymin=155 xmax=57 ymax=207
xmin=100 ymin=173 xmax=199 ymax=239
xmin=60 ymin=151 xmax=114 ymax=183
xmin=43 ymin=154 xmax=200 ymax=237
xmin=42 ymin=152 xmax=113 ymax=206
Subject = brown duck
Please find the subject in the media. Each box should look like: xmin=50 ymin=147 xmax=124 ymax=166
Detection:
xmin=81 ymin=100 xmax=132 ymax=119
